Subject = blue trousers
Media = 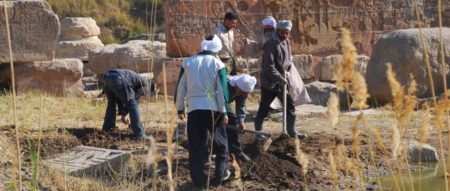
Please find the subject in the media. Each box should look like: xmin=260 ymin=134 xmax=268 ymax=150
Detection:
xmin=102 ymin=77 xmax=144 ymax=138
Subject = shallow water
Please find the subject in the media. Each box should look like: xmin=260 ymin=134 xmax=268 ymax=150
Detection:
xmin=375 ymin=162 xmax=449 ymax=191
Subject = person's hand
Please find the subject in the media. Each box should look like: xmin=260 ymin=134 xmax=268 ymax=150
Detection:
xmin=121 ymin=115 xmax=130 ymax=125
xmin=243 ymin=38 xmax=250 ymax=45
xmin=238 ymin=121 xmax=245 ymax=131
xmin=178 ymin=113 xmax=186 ymax=120
xmin=222 ymin=116 xmax=229 ymax=125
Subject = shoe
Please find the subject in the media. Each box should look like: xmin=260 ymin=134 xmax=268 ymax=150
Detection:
xmin=237 ymin=153 xmax=251 ymax=162
xmin=211 ymin=169 xmax=231 ymax=185
xmin=256 ymin=133 xmax=268 ymax=141
xmin=289 ymin=132 xmax=307 ymax=139
xmin=137 ymin=134 xmax=152 ymax=141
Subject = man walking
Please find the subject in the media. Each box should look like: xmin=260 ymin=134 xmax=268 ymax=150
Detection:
xmin=102 ymin=69 xmax=151 ymax=140
xmin=175 ymin=35 xmax=230 ymax=188
xmin=213 ymin=12 xmax=238 ymax=75
xmin=243 ymin=16 xmax=277 ymax=55
xmin=254 ymin=20 xmax=307 ymax=139
xmin=226 ymin=74 xmax=257 ymax=162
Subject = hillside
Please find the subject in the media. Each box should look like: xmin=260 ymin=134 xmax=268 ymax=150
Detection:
xmin=47 ymin=0 xmax=164 ymax=44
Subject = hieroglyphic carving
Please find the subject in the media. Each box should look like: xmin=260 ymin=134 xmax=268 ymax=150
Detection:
xmin=0 ymin=0 xmax=59 ymax=62
xmin=165 ymin=0 xmax=449 ymax=58
xmin=44 ymin=146 xmax=131 ymax=177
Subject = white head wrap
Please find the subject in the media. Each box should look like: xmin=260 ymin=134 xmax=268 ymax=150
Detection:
xmin=261 ymin=16 xmax=276 ymax=29
xmin=200 ymin=34 xmax=223 ymax=52
xmin=277 ymin=20 xmax=292 ymax=31
xmin=228 ymin=74 xmax=257 ymax=93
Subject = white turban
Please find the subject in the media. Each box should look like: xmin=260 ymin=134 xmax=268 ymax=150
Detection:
xmin=200 ymin=34 xmax=223 ymax=53
xmin=277 ymin=20 xmax=292 ymax=31
xmin=261 ymin=16 xmax=276 ymax=28
xmin=228 ymin=74 xmax=257 ymax=93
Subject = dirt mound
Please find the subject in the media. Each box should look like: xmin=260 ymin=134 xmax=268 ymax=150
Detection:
xmin=240 ymin=136 xmax=305 ymax=190
xmin=22 ymin=134 xmax=81 ymax=158
xmin=64 ymin=127 xmax=138 ymax=149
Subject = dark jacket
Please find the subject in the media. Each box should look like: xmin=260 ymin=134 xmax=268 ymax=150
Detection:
xmin=103 ymin=69 xmax=148 ymax=116
xmin=112 ymin=69 xmax=148 ymax=101
xmin=260 ymin=33 xmax=292 ymax=92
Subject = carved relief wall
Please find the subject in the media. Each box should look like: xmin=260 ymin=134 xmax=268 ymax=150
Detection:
xmin=165 ymin=0 xmax=449 ymax=58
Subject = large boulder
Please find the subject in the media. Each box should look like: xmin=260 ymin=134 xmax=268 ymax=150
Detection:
xmin=164 ymin=0 xmax=449 ymax=58
xmin=56 ymin=36 xmax=104 ymax=61
xmin=407 ymin=141 xmax=439 ymax=163
xmin=88 ymin=40 xmax=167 ymax=76
xmin=59 ymin=17 xmax=101 ymax=39
xmin=0 ymin=0 xmax=60 ymax=62
xmin=319 ymin=55 xmax=369 ymax=82
xmin=0 ymin=59 xmax=84 ymax=95
xmin=366 ymin=28 xmax=450 ymax=100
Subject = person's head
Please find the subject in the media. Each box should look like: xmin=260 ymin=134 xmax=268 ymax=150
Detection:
xmin=261 ymin=16 xmax=276 ymax=32
xmin=276 ymin=20 xmax=292 ymax=41
xmin=223 ymin=12 xmax=238 ymax=30
xmin=228 ymin=74 xmax=257 ymax=98
xmin=200 ymin=34 xmax=222 ymax=53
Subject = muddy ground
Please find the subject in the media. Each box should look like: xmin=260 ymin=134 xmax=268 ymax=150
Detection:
xmin=0 ymin=121 xmax=395 ymax=191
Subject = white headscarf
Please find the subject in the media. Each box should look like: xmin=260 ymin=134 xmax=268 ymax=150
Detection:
xmin=277 ymin=20 xmax=292 ymax=31
xmin=228 ymin=74 xmax=257 ymax=93
xmin=200 ymin=34 xmax=223 ymax=52
xmin=261 ymin=16 xmax=276 ymax=29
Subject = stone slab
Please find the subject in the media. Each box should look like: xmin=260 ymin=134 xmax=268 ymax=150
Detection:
xmin=0 ymin=0 xmax=60 ymax=62
xmin=44 ymin=146 xmax=132 ymax=178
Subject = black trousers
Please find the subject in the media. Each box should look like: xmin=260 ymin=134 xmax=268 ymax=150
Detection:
xmin=254 ymin=87 xmax=297 ymax=136
xmin=187 ymin=110 xmax=229 ymax=187
xmin=226 ymin=112 xmax=243 ymax=157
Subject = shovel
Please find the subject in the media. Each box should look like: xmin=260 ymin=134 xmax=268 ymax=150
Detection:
xmin=226 ymin=125 xmax=273 ymax=152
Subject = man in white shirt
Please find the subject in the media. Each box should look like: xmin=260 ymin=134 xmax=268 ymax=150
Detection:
xmin=212 ymin=12 xmax=238 ymax=75
xmin=175 ymin=34 xmax=230 ymax=188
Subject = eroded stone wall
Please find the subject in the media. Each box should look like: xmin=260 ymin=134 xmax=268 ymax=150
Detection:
xmin=165 ymin=0 xmax=449 ymax=58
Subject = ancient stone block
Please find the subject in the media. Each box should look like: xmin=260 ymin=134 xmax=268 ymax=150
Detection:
xmin=0 ymin=59 xmax=84 ymax=95
xmin=292 ymin=54 xmax=313 ymax=80
xmin=59 ymin=17 xmax=101 ymax=39
xmin=0 ymin=0 xmax=60 ymax=62
xmin=44 ymin=146 xmax=132 ymax=178
xmin=319 ymin=55 xmax=369 ymax=82
xmin=56 ymin=36 xmax=104 ymax=61
xmin=153 ymin=58 xmax=182 ymax=96
xmin=164 ymin=0 xmax=449 ymax=58
xmin=88 ymin=40 xmax=167 ymax=76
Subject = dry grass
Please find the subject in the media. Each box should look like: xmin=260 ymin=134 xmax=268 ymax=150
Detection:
xmin=0 ymin=91 xmax=176 ymax=132
xmin=327 ymin=93 xmax=339 ymax=128
xmin=294 ymin=137 xmax=309 ymax=176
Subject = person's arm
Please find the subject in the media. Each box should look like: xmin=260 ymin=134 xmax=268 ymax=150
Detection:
xmin=117 ymin=99 xmax=129 ymax=116
xmin=243 ymin=38 xmax=261 ymax=57
xmin=135 ymin=75 xmax=148 ymax=100
xmin=235 ymin=96 xmax=247 ymax=124
xmin=175 ymin=67 xmax=187 ymax=119
xmin=216 ymin=67 xmax=229 ymax=117
xmin=262 ymin=41 xmax=285 ymax=84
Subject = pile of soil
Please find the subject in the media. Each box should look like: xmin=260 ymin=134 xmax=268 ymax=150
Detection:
xmin=240 ymin=136 xmax=304 ymax=189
